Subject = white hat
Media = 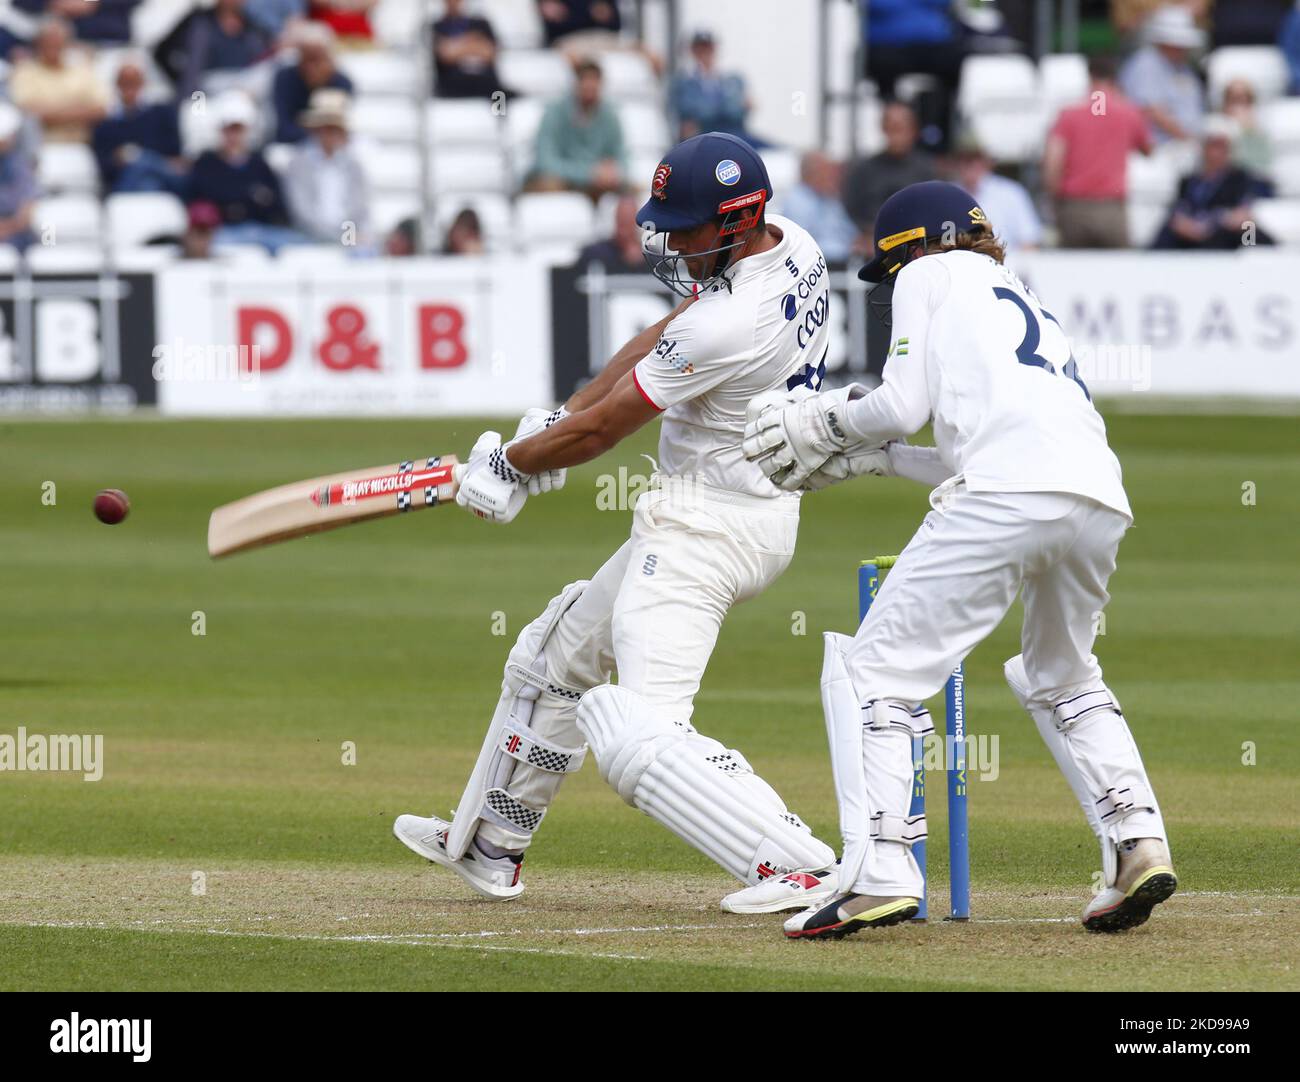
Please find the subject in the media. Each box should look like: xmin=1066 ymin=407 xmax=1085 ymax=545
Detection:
xmin=0 ymin=101 xmax=22 ymax=143
xmin=298 ymin=88 xmax=351 ymax=130
xmin=212 ymin=90 xmax=257 ymax=129
xmin=1145 ymin=5 xmax=1206 ymax=49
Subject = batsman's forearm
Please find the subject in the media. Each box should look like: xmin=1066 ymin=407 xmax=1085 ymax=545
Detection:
xmin=564 ymin=297 xmax=694 ymax=412
xmin=506 ymin=411 xmax=613 ymax=473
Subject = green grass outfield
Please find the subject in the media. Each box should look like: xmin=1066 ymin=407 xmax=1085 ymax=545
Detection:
xmin=0 ymin=413 xmax=1297 ymax=991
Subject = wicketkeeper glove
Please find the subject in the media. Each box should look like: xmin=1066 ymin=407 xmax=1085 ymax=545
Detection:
xmin=742 ymin=384 xmax=870 ymax=491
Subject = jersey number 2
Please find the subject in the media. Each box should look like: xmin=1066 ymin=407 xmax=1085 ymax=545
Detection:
xmin=992 ymin=287 xmax=1090 ymax=400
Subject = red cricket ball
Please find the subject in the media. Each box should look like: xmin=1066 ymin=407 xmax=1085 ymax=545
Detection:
xmin=93 ymin=489 xmax=130 ymax=525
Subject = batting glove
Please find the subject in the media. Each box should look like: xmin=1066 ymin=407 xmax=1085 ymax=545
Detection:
xmin=455 ymin=430 xmax=529 ymax=524
xmin=742 ymin=384 xmax=868 ymax=491
xmin=513 ymin=406 xmax=569 ymax=496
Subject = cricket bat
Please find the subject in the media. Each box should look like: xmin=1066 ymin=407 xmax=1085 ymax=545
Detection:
xmin=208 ymin=455 xmax=461 ymax=558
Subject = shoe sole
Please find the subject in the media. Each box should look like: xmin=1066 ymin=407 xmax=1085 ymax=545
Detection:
xmin=722 ymin=887 xmax=839 ymax=915
xmin=392 ymin=822 xmax=524 ymax=901
xmin=1084 ymin=869 xmax=1177 ymax=933
xmin=785 ymin=899 xmax=920 ymax=941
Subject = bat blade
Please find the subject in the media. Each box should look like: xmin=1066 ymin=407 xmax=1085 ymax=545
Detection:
xmin=208 ymin=454 xmax=460 ymax=558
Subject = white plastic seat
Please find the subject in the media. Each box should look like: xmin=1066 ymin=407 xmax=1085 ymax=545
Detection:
xmin=275 ymin=244 xmax=350 ymax=267
xmin=498 ymin=50 xmax=573 ymax=99
xmin=350 ymin=96 xmax=422 ymax=144
xmin=0 ymin=245 xmax=19 ymax=273
xmin=826 ymin=96 xmax=886 ymax=161
xmin=759 ymin=147 xmax=800 ymax=197
xmin=355 ymin=142 xmax=422 ymax=194
xmin=480 ymin=0 xmax=546 ymax=49
xmin=1270 ymin=152 xmax=1300 ymax=198
xmin=1206 ymin=46 xmax=1290 ymax=106
xmin=1040 ymin=53 xmax=1089 ymax=117
xmin=514 ymin=191 xmax=596 ymax=248
xmin=599 ymin=51 xmax=658 ymax=101
xmin=1126 ymin=198 xmax=1169 ymax=248
xmin=24 ymin=245 xmax=105 ymax=273
xmin=106 ymin=192 xmax=188 ymax=249
xmin=618 ymin=100 xmax=671 ymax=156
xmin=371 ymin=195 xmax=422 ymax=238
xmin=339 ymin=50 xmax=423 ymax=97
xmin=504 ymin=96 xmax=546 ymax=181
xmin=428 ymin=147 xmax=510 ymax=195
xmin=426 ymin=98 xmax=504 ymax=147
xmin=213 ymin=243 xmax=273 ymax=266
xmin=372 ymin=0 xmax=429 ymax=49
xmin=1126 ymin=152 xmax=1178 ymax=201
xmin=114 ymin=245 xmax=181 ymax=271
xmin=37 ymin=143 xmax=99 ymax=194
xmin=130 ymin=0 xmax=195 ymax=48
xmin=958 ymin=54 xmax=1039 ymax=113
xmin=263 ymin=141 xmax=295 ymax=177
xmin=1263 ymin=98 xmax=1300 ymax=153
xmin=1252 ymin=198 xmax=1300 ymax=243
xmin=967 ymin=109 xmax=1047 ymax=164
xmin=33 ymin=195 xmax=103 ymax=246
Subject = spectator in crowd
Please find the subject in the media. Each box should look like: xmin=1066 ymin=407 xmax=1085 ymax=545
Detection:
xmin=0 ymin=102 xmax=38 ymax=253
xmin=13 ymin=0 xmax=139 ymax=45
xmin=1112 ymin=0 xmax=1209 ymax=36
xmin=284 ymin=88 xmax=370 ymax=248
xmin=272 ymin=22 xmax=353 ymax=143
xmin=1282 ymin=1 xmax=1300 ymax=94
xmin=576 ymin=193 xmax=643 ymax=269
xmin=952 ymin=137 xmax=1043 ymax=252
xmin=187 ymin=91 xmax=304 ymax=254
xmin=861 ymin=0 xmax=964 ymax=149
xmin=432 ymin=0 xmax=512 ymax=100
xmin=527 ymin=58 xmax=625 ymax=199
xmin=1211 ymin=0 xmax=1293 ymax=47
xmin=538 ymin=0 xmax=621 ymax=50
xmin=781 ymin=151 xmax=858 ymax=263
xmin=92 ymin=57 xmax=185 ymax=194
xmin=443 ymin=207 xmax=485 ymax=254
xmin=9 ymin=17 xmax=110 ymax=144
xmin=1153 ymin=115 xmax=1276 ymax=247
xmin=1220 ymin=78 xmax=1273 ymax=176
xmin=181 ymin=200 xmax=221 ymax=260
xmin=1045 ymin=55 xmax=1153 ymax=248
xmin=385 ymin=217 xmax=421 ymax=257
xmin=307 ymin=1 xmax=376 ymax=46
xmin=245 ymin=0 xmax=308 ymax=41
xmin=178 ymin=0 xmax=274 ymax=99
xmin=670 ymin=30 xmax=756 ymax=144
xmin=1119 ymin=4 xmax=1206 ymax=144
xmin=842 ymin=101 xmax=936 ymax=241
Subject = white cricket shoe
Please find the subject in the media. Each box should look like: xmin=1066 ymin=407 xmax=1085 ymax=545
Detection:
xmin=721 ymin=866 xmax=840 ymax=914
xmin=1082 ymin=838 xmax=1177 ymax=933
xmin=783 ymin=892 xmax=920 ymax=940
xmin=393 ymin=813 xmax=525 ymax=901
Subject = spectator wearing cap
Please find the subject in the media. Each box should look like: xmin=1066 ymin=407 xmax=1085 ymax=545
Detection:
xmin=9 ymin=17 xmax=110 ymax=144
xmin=284 ymin=89 xmax=370 ymax=248
xmin=272 ymin=22 xmax=353 ymax=143
xmin=1153 ymin=115 xmax=1275 ymax=248
xmin=537 ymin=0 xmax=621 ymax=50
xmin=0 ymin=102 xmax=38 ymax=253
xmin=670 ymin=31 xmax=757 ymax=143
xmin=92 ymin=57 xmax=185 ymax=194
xmin=433 ymin=0 xmax=513 ymax=100
xmin=1220 ymin=78 xmax=1272 ymax=176
xmin=527 ymin=58 xmax=625 ymax=199
xmin=576 ymin=193 xmax=643 ymax=270
xmin=187 ymin=91 xmax=305 ymax=254
xmin=781 ymin=151 xmax=859 ymax=262
xmin=307 ymin=1 xmax=377 ymax=45
xmin=1281 ymin=2 xmax=1300 ymax=94
xmin=178 ymin=0 xmax=274 ymax=99
xmin=952 ymin=138 xmax=1042 ymax=252
xmin=842 ymin=101 xmax=936 ymax=242
xmin=1120 ymin=5 xmax=1207 ymax=144
xmin=1044 ymin=54 xmax=1153 ymax=248
xmin=181 ymin=200 xmax=222 ymax=259
xmin=443 ymin=208 xmax=485 ymax=255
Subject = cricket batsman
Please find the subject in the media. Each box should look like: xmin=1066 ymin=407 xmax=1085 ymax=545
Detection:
xmin=394 ymin=132 xmax=870 ymax=914
xmin=743 ymin=181 xmax=1177 ymax=939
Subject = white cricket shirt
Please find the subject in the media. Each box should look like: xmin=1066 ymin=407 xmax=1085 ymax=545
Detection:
xmin=633 ymin=215 xmax=832 ymax=499
xmin=842 ymin=250 xmax=1132 ymax=520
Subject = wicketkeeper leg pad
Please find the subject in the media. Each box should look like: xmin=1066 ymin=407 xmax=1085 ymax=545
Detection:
xmin=448 ymin=580 xmax=590 ymax=858
xmin=1006 ymin=653 xmax=1166 ymax=887
xmin=577 ymin=684 xmax=834 ymax=884
xmin=822 ymin=633 xmax=927 ymax=896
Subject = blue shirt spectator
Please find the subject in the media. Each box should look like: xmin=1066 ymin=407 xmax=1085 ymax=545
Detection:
xmin=272 ymin=25 xmax=353 ymax=143
xmin=780 ymin=152 xmax=858 ymax=263
xmin=863 ymin=0 xmax=956 ymax=45
xmin=1119 ymin=5 xmax=1206 ymax=144
xmin=670 ymin=30 xmax=754 ymax=142
xmin=92 ymin=59 xmax=184 ymax=193
xmin=179 ymin=0 xmax=274 ymax=98
xmin=954 ymin=140 xmax=1043 ymax=252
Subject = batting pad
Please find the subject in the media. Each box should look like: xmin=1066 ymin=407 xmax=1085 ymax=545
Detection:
xmin=578 ymin=684 xmax=834 ymax=885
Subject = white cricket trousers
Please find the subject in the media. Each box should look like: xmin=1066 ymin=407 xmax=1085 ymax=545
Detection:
xmin=846 ymin=487 xmax=1130 ymax=706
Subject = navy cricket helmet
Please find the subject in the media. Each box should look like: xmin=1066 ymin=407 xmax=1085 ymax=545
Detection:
xmin=858 ymin=180 xmax=990 ymax=284
xmin=636 ymin=132 xmax=772 ymax=297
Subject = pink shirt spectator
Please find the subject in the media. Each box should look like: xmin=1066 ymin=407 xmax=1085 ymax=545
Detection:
xmin=1049 ymin=96 xmax=1152 ymax=200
